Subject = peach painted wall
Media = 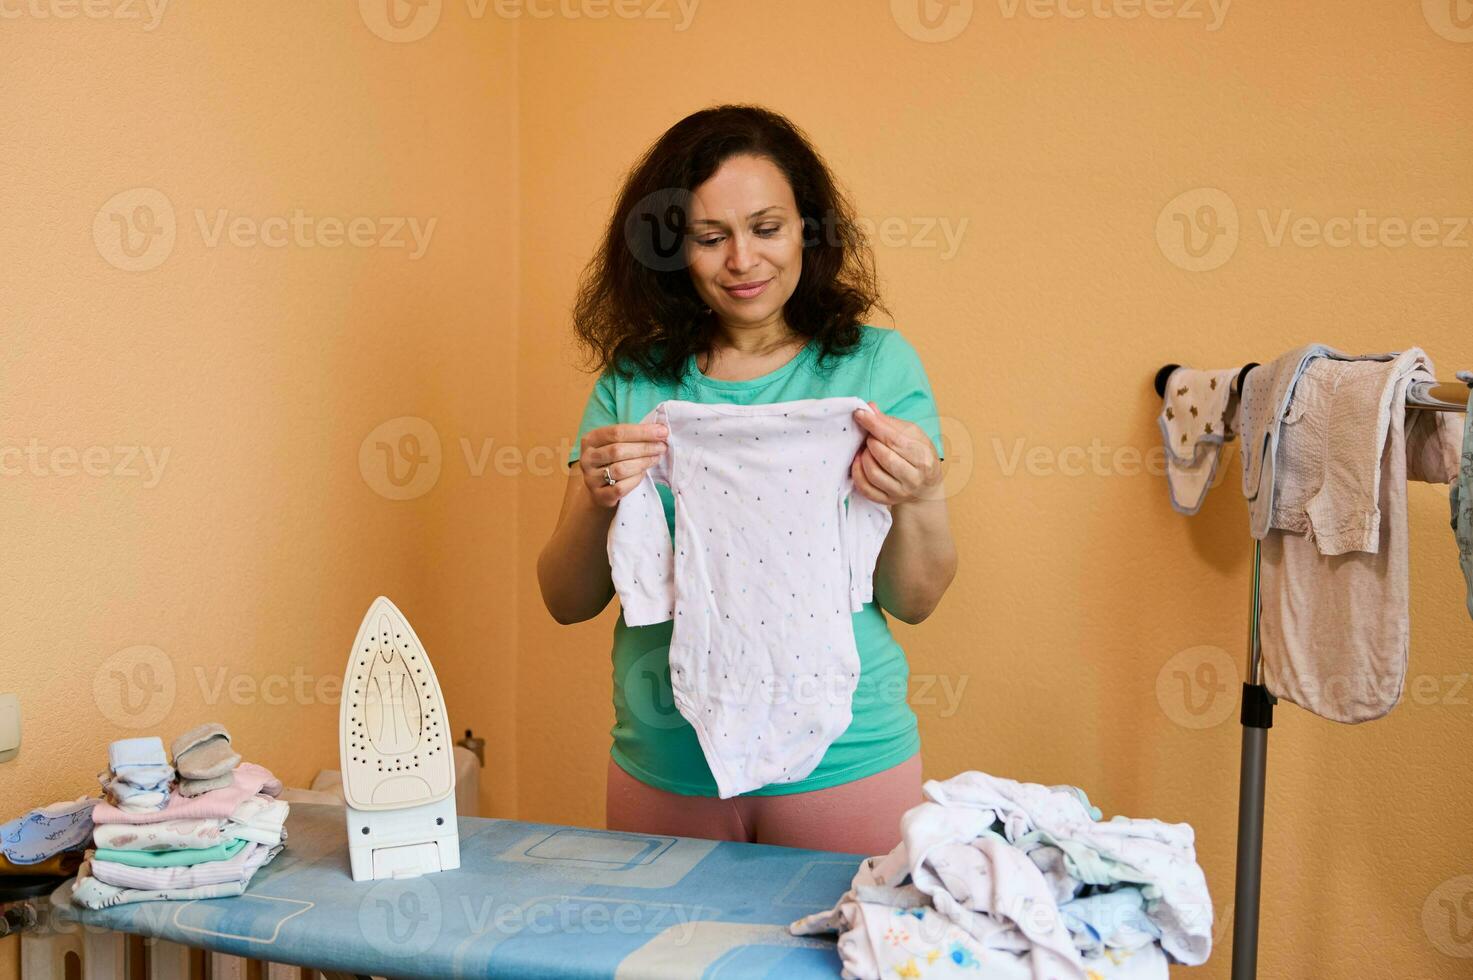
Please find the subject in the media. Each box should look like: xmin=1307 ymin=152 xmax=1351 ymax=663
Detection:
xmin=1 ymin=3 xmax=518 ymax=977
xmin=6 ymin=3 xmax=1473 ymax=979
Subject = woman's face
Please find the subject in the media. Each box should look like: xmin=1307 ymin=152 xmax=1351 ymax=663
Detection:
xmin=684 ymin=153 xmax=804 ymax=336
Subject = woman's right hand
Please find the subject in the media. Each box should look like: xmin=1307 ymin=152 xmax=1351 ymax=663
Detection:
xmin=577 ymin=422 xmax=669 ymax=507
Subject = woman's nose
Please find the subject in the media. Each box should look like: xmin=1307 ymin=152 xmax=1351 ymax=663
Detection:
xmin=725 ymin=233 xmax=756 ymax=272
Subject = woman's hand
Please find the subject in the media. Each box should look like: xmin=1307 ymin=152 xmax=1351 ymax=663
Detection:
xmin=852 ymin=401 xmax=956 ymax=623
xmin=851 ymin=401 xmax=943 ymax=506
xmin=577 ymin=422 xmax=669 ymax=507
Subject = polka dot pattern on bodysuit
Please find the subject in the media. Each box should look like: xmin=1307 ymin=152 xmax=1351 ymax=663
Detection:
xmin=606 ymin=396 xmax=894 ymax=798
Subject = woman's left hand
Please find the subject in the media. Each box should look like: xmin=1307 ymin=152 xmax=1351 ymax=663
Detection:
xmin=851 ymin=401 xmax=943 ymax=506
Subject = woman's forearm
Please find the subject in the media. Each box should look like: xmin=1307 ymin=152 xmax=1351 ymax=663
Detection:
xmin=538 ymin=471 xmax=619 ymax=625
xmin=872 ymin=495 xmax=957 ymax=625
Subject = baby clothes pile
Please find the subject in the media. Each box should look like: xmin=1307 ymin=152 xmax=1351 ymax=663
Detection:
xmin=791 ymin=770 xmax=1212 ymax=980
xmin=59 ymin=723 xmax=289 ymax=910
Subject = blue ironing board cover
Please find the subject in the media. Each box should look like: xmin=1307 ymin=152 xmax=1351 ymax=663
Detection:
xmin=57 ymin=802 xmax=867 ymax=978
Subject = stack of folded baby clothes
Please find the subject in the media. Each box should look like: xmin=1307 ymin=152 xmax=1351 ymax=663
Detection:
xmin=62 ymin=723 xmax=290 ymax=910
xmin=791 ymin=770 xmax=1213 ymax=980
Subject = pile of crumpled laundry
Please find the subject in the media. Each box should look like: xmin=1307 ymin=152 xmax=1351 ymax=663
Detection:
xmin=791 ymin=770 xmax=1212 ymax=980
xmin=1 ymin=723 xmax=291 ymax=910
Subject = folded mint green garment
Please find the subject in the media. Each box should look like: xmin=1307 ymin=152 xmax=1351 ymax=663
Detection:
xmin=93 ymin=836 xmax=247 ymax=868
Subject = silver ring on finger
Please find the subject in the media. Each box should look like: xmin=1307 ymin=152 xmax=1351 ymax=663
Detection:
xmin=603 ymin=466 xmax=617 ymax=486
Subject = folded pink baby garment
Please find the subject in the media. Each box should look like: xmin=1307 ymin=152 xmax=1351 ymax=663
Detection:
xmin=89 ymin=763 xmax=281 ymax=826
xmin=91 ymin=793 xmax=290 ymax=850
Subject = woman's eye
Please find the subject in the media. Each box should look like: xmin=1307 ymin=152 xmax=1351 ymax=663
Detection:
xmin=693 ymin=225 xmax=779 ymax=246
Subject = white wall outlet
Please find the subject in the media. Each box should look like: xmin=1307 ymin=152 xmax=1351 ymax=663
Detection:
xmin=0 ymin=693 xmax=20 ymax=763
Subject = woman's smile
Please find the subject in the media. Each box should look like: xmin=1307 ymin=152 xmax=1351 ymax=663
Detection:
xmin=722 ymin=278 xmax=771 ymax=299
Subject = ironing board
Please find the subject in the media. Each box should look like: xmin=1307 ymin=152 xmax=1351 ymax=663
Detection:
xmin=51 ymin=801 xmax=1173 ymax=979
xmin=53 ymin=801 xmax=869 ymax=978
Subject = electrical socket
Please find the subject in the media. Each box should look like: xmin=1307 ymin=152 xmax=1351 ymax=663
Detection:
xmin=0 ymin=693 xmax=19 ymax=763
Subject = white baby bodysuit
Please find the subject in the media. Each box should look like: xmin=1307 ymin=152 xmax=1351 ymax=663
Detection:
xmin=608 ymin=396 xmax=894 ymax=799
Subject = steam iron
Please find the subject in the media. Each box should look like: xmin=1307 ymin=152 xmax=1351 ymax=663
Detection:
xmin=339 ymin=596 xmax=460 ymax=881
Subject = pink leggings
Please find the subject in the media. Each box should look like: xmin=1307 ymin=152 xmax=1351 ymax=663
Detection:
xmin=605 ymin=752 xmax=923 ymax=856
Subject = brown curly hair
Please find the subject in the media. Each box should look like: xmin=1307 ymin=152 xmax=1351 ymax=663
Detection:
xmin=571 ymin=103 xmax=890 ymax=386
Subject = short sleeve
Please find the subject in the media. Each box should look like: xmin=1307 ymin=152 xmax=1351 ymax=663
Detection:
xmin=607 ymin=404 xmax=675 ymax=626
xmin=567 ymin=369 xmax=619 ymax=467
xmin=869 ymin=329 xmax=944 ymax=461
xmin=844 ymin=490 xmax=893 ymax=612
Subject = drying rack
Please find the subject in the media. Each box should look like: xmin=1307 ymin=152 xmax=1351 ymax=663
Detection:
xmin=1151 ymin=361 xmax=1471 ymax=980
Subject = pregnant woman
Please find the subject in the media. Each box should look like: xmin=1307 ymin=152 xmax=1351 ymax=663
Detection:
xmin=537 ymin=104 xmax=957 ymax=856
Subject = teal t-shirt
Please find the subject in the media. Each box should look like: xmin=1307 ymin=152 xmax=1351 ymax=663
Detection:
xmin=567 ymin=324 xmax=945 ymax=796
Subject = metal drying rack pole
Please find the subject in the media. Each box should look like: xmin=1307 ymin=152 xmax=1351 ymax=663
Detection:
xmin=1151 ymin=360 xmax=1471 ymax=980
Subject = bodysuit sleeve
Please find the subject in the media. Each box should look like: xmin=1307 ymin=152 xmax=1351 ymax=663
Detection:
xmin=606 ymin=402 xmax=676 ymax=627
xmin=841 ymin=395 xmax=894 ymax=612
xmin=844 ymin=486 xmax=894 ymax=612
